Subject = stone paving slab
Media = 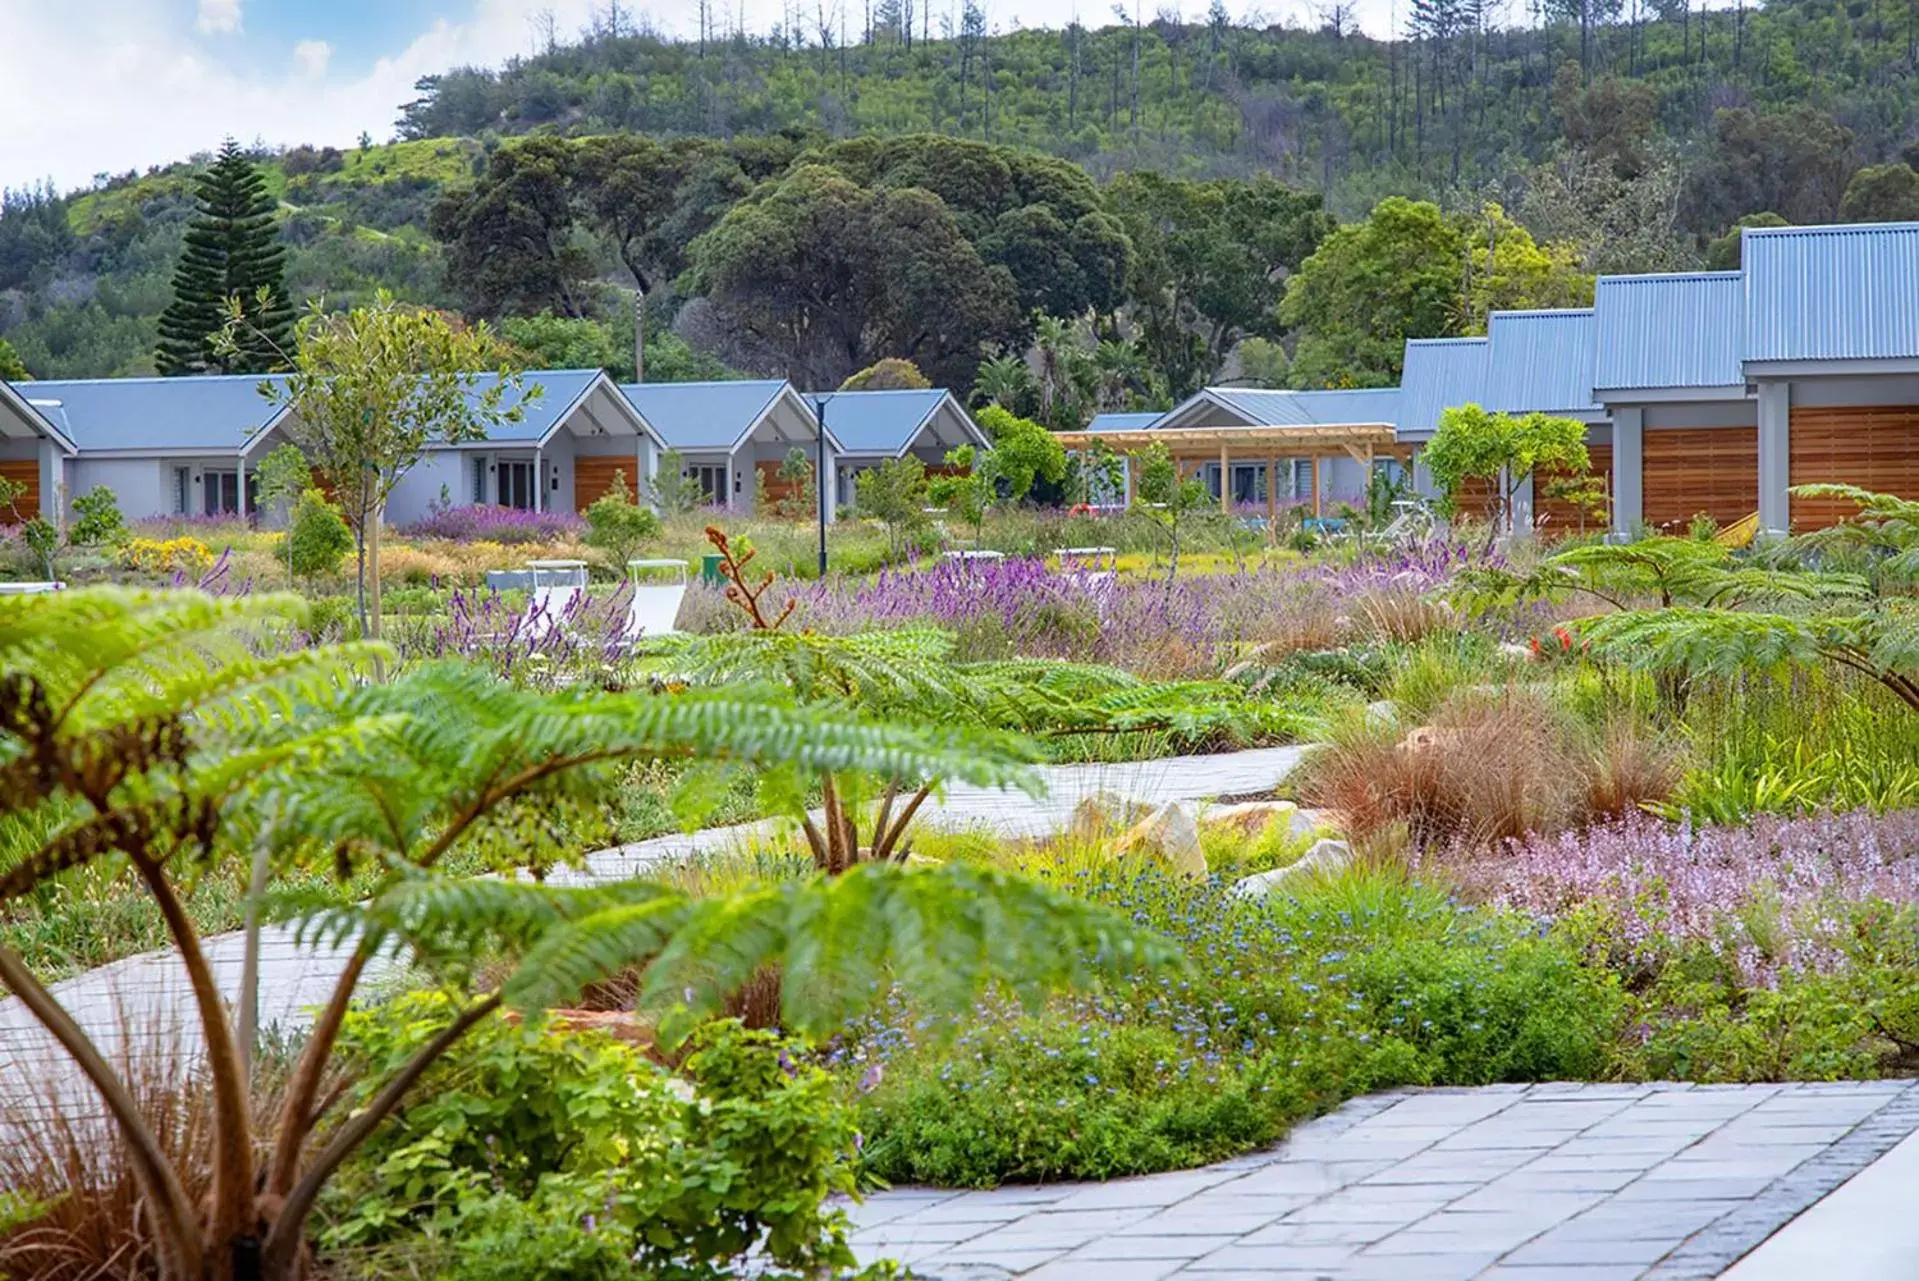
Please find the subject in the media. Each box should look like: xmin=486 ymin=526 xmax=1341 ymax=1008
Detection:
xmin=852 ymin=1081 xmax=1919 ymax=1280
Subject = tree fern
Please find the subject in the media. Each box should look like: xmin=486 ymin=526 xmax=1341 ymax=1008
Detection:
xmin=0 ymin=587 xmax=1178 ymax=1281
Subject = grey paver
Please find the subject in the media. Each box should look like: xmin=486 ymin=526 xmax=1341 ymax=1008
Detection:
xmin=873 ymin=1080 xmax=1919 ymax=1280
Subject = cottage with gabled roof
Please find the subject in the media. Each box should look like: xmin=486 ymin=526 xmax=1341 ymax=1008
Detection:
xmin=808 ymin=388 xmax=988 ymax=499
xmin=619 ymin=379 xmax=840 ymax=518
xmin=0 ymin=369 xmax=658 ymax=527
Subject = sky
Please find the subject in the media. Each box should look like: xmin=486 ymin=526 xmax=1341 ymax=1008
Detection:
xmin=2 ymin=0 xmax=1403 ymax=193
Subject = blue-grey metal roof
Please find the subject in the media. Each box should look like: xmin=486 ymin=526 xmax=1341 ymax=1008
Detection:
xmin=809 ymin=388 xmax=980 ymax=455
xmin=1205 ymin=386 xmax=1402 ymax=426
xmin=619 ymin=379 xmax=791 ymax=451
xmin=1743 ymin=221 xmax=1919 ymax=365
xmin=460 ymin=369 xmax=608 ymax=444
xmin=1484 ymin=310 xmax=1600 ymax=415
xmin=1593 ymin=272 xmax=1744 ymax=394
xmin=18 ymin=369 xmax=608 ymax=454
xmin=1395 ymin=338 xmax=1489 ymax=436
xmin=1 ymin=380 xmax=77 ymax=453
xmin=21 ymin=374 xmax=293 ymax=453
xmin=1085 ymin=410 xmax=1165 ymax=434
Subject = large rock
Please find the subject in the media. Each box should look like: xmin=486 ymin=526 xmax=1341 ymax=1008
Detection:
xmin=1202 ymin=799 xmax=1312 ymax=842
xmin=1111 ymin=801 xmax=1208 ymax=878
xmin=1230 ymin=837 xmax=1354 ymax=899
xmin=1066 ymin=789 xmax=1153 ymax=844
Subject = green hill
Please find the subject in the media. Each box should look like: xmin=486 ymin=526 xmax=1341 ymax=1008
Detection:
xmin=2 ymin=3 xmax=1916 ymax=385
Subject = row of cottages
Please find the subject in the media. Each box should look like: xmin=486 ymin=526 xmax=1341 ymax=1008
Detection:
xmin=0 ymin=370 xmax=986 ymax=526
xmin=1078 ymin=220 xmax=1919 ymax=536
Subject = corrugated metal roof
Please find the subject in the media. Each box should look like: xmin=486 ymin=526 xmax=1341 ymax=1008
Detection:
xmin=1743 ymin=222 xmax=1919 ymax=364
xmin=1592 ymin=272 xmax=1744 ymax=393
xmin=462 ymin=370 xmax=608 ymax=443
xmin=1084 ymin=410 xmax=1165 ymax=434
xmin=811 ymin=388 xmax=974 ymax=455
xmin=22 ymin=374 xmax=293 ymax=453
xmin=1484 ymin=309 xmax=1599 ymax=415
xmin=1206 ymin=386 xmax=1401 ymax=426
xmin=619 ymin=379 xmax=790 ymax=451
xmin=20 ymin=369 xmax=600 ymax=454
xmin=1395 ymin=338 xmax=1489 ymax=436
xmin=0 ymin=380 xmax=76 ymax=452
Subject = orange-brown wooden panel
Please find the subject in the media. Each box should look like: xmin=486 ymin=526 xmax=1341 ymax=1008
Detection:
xmin=1643 ymin=427 xmax=1757 ymax=532
xmin=1536 ymin=444 xmax=1613 ymax=537
xmin=0 ymin=460 xmax=38 ymax=522
xmin=574 ymin=455 xmax=640 ymax=512
xmin=1454 ymin=474 xmax=1497 ymax=523
xmin=755 ymin=458 xmax=806 ymax=507
xmin=1789 ymin=405 xmax=1919 ymax=529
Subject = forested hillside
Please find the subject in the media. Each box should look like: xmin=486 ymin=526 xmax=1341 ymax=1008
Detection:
xmin=4 ymin=0 xmax=1919 ymax=399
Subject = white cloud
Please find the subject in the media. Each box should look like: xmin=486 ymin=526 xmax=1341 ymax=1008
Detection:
xmin=0 ymin=0 xmax=608 ymax=190
xmin=196 ymin=0 xmax=242 ymax=34
xmin=292 ymin=38 xmax=332 ymax=79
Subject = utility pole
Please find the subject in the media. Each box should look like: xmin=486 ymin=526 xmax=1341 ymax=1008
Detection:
xmin=633 ymin=288 xmax=646 ymax=384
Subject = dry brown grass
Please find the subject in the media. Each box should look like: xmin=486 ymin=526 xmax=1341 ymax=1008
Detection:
xmin=1294 ymin=688 xmax=1680 ymax=851
xmin=1343 ymin=582 xmax=1461 ymax=646
xmin=0 ymin=1023 xmax=313 ymax=1281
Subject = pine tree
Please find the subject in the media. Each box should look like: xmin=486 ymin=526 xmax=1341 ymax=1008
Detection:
xmin=154 ymin=138 xmax=294 ymax=376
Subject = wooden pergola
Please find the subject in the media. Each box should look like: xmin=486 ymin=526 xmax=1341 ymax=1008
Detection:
xmin=1053 ymin=423 xmax=1412 ymax=517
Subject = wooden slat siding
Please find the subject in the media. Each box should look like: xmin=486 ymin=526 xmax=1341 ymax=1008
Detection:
xmin=755 ymin=459 xmax=805 ymax=507
xmin=1789 ymin=406 xmax=1919 ymax=529
xmin=1643 ymin=426 xmax=1758 ymax=532
xmin=1535 ymin=444 xmax=1613 ymax=537
xmin=0 ymin=461 xmax=38 ymax=522
xmin=574 ymin=456 xmax=639 ymax=513
xmin=1454 ymin=475 xmax=1497 ymax=523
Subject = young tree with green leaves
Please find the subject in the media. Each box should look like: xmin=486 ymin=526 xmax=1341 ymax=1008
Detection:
xmin=0 ymin=588 xmax=1175 ymax=1281
xmin=1130 ymin=439 xmax=1212 ymax=582
xmin=1422 ymin=404 xmax=1592 ymax=540
xmin=645 ymin=448 xmax=705 ymax=515
xmin=854 ymin=454 xmax=930 ymax=561
xmin=251 ymin=442 xmax=313 ymax=519
xmin=217 ymin=290 xmax=534 ymax=640
xmin=155 ymin=139 xmax=293 ymax=376
xmin=582 ymin=470 xmax=663 ymax=569
xmin=929 ymin=406 xmax=1066 ymax=548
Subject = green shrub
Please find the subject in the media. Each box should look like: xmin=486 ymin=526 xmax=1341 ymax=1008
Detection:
xmin=282 ymin=488 xmax=353 ymax=579
xmin=848 ymin=870 xmax=1623 ymax=1187
xmin=582 ymin=470 xmax=662 ymax=568
xmin=323 ymin=999 xmax=867 ymax=1280
xmin=68 ymin=486 xmax=126 ymax=546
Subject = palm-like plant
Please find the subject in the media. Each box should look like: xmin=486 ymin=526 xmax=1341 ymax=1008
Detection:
xmin=0 ymin=588 xmax=1178 ymax=1281
xmin=969 ymin=352 xmax=1036 ymax=414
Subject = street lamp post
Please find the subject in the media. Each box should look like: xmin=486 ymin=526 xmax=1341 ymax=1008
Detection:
xmin=816 ymin=396 xmax=829 ymax=578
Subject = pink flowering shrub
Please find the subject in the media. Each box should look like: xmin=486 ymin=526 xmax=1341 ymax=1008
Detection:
xmin=1443 ymin=810 xmax=1919 ymax=987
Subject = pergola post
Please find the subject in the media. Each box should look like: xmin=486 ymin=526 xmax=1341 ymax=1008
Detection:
xmin=1311 ymin=456 xmax=1322 ymax=518
xmin=1219 ymin=442 xmax=1230 ymax=513
xmin=1266 ymin=456 xmax=1276 ymax=520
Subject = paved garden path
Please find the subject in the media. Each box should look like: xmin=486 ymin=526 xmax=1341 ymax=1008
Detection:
xmin=849 ymin=1080 xmax=1919 ymax=1280
xmin=0 ymin=745 xmax=1311 ymax=1084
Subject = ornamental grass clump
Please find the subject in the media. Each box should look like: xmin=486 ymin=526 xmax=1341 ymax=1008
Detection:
xmin=1293 ymin=687 xmax=1681 ymax=849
